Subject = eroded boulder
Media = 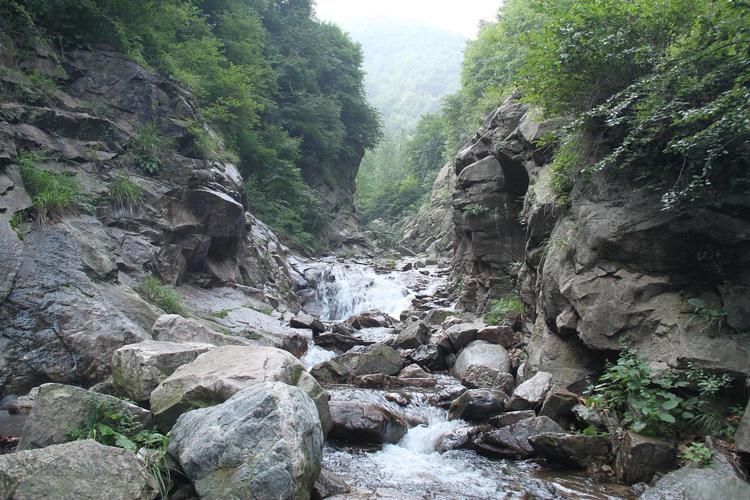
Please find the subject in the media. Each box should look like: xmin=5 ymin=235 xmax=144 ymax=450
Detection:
xmin=169 ymin=382 xmax=323 ymax=500
xmin=328 ymin=393 xmax=407 ymax=445
xmin=507 ymin=371 xmax=552 ymax=411
xmin=452 ymin=341 xmax=513 ymax=392
xmin=310 ymin=343 xmax=405 ymax=384
xmin=112 ymin=340 xmax=213 ymax=402
xmin=393 ymin=320 xmax=430 ymax=349
xmin=152 ymin=314 xmax=252 ymax=346
xmin=613 ymin=431 xmax=675 ymax=484
xmin=18 ymin=383 xmax=151 ymax=451
xmin=448 ymin=389 xmax=507 ymax=422
xmin=529 ymin=432 xmax=611 ymax=468
xmin=474 ymin=416 xmax=563 ymax=458
xmin=0 ymin=440 xmax=158 ymax=499
xmin=150 ymin=345 xmax=331 ymax=433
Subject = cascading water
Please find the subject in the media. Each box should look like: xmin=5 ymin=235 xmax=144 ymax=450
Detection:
xmin=306 ymin=259 xmax=445 ymax=321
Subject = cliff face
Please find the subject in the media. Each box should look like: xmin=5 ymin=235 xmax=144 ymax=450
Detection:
xmin=444 ymin=96 xmax=750 ymax=385
xmin=0 ymin=35 xmax=302 ymax=395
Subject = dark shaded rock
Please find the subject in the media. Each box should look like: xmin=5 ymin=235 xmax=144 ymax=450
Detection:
xmin=393 ymin=320 xmax=430 ymax=349
xmin=529 ymin=432 xmax=611 ymax=468
xmin=315 ymin=332 xmax=371 ymax=352
xmin=613 ymin=431 xmax=676 ymax=484
xmin=345 ymin=312 xmax=390 ymax=330
xmin=474 ymin=416 xmax=563 ymax=458
xmin=328 ymin=395 xmax=407 ymax=445
xmin=428 ymin=385 xmax=468 ymax=409
xmin=507 ymin=371 xmax=552 ymax=411
xmin=169 ymin=382 xmax=323 ymax=499
xmin=487 ymin=410 xmax=536 ymax=428
xmin=539 ymin=385 xmax=579 ymax=427
xmin=572 ymin=404 xmax=621 ymax=432
xmin=408 ymin=344 xmax=446 ymax=371
xmin=448 ymin=389 xmax=507 ymax=422
xmin=310 ymin=343 xmax=405 ymax=384
xmin=352 ymin=373 xmax=436 ymax=389
xmin=0 ymin=440 xmax=158 ymax=499
xmin=290 ymin=312 xmax=325 ymax=334
xmin=18 ymin=383 xmax=151 ymax=451
xmin=735 ymin=400 xmax=750 ymax=454
xmin=312 ymin=467 xmax=351 ymax=500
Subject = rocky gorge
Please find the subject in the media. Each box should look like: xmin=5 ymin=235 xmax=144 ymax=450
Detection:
xmin=1 ymin=9 xmax=750 ymax=500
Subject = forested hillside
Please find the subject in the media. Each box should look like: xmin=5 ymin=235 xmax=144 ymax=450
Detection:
xmin=335 ymin=18 xmax=465 ymax=134
xmin=1 ymin=0 xmax=379 ymax=250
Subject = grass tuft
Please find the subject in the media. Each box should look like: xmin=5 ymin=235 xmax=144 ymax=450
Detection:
xmin=485 ymin=293 xmax=525 ymax=325
xmin=137 ymin=275 xmax=186 ymax=316
xmin=19 ymin=151 xmax=89 ymax=221
xmin=110 ymin=173 xmax=142 ymax=210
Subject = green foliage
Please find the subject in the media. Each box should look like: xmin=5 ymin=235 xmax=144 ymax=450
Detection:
xmin=463 ymin=203 xmax=491 ymax=217
xmin=680 ymin=442 xmax=713 ymax=467
xmin=127 ymin=123 xmax=168 ymax=174
xmin=69 ymin=396 xmax=171 ymax=498
xmin=9 ymin=0 xmax=380 ymax=247
xmin=211 ymin=308 xmax=230 ymax=319
xmin=587 ymin=346 xmax=735 ymax=438
xmin=137 ymin=275 xmax=186 ymax=316
xmin=110 ymin=173 xmax=141 ymax=209
xmin=367 ymin=218 xmax=399 ymax=250
xmin=26 ymin=69 xmax=59 ymax=97
xmin=687 ymin=298 xmax=729 ymax=337
xmin=186 ymin=119 xmax=220 ymax=161
xmin=9 ymin=211 xmax=29 ymax=239
xmin=19 ymin=151 xmax=89 ymax=221
xmin=485 ymin=293 xmax=525 ymax=325
xmin=550 ymin=131 xmax=588 ymax=204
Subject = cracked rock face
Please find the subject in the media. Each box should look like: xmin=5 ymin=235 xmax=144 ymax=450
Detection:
xmin=0 ymin=34 xmax=301 ymax=396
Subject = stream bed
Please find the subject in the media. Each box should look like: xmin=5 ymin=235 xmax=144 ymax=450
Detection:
xmin=301 ymin=258 xmax=635 ymax=499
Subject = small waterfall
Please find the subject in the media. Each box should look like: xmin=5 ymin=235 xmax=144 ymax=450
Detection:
xmin=306 ymin=260 xmax=444 ymax=321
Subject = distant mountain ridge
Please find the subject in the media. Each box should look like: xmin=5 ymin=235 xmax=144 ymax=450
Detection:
xmin=333 ymin=18 xmax=466 ymax=133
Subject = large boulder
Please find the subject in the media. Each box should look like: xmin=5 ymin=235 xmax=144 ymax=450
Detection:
xmin=310 ymin=343 xmax=405 ymax=384
xmin=442 ymin=323 xmax=480 ymax=352
xmin=112 ymin=340 xmax=213 ymax=402
xmin=507 ymin=371 xmax=553 ymax=411
xmin=328 ymin=394 xmax=407 ymax=444
xmin=641 ymin=448 xmax=750 ymax=500
xmin=539 ymin=385 xmax=579 ymax=427
xmin=474 ymin=416 xmax=563 ymax=458
xmin=169 ymin=382 xmax=323 ymax=500
xmin=452 ymin=341 xmax=513 ymax=392
xmin=18 ymin=383 xmax=151 ymax=451
xmin=408 ymin=344 xmax=446 ymax=371
xmin=613 ymin=431 xmax=675 ymax=484
xmin=393 ymin=320 xmax=430 ymax=349
xmin=448 ymin=389 xmax=507 ymax=422
xmin=149 ymin=346 xmax=331 ymax=433
xmin=151 ymin=314 xmax=253 ymax=346
xmin=0 ymin=440 xmax=158 ymax=499
xmin=529 ymin=432 xmax=611 ymax=468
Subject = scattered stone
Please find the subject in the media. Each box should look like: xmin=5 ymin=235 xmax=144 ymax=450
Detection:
xmin=399 ymin=364 xmax=430 ymax=379
xmin=529 ymin=432 xmax=611 ymax=468
xmin=399 ymin=262 xmax=413 ymax=271
xmin=345 ymin=312 xmax=390 ymax=329
xmin=328 ymin=395 xmax=407 ymax=445
xmin=640 ymin=448 xmax=750 ymax=499
xmin=409 ymin=344 xmax=446 ymax=371
xmin=444 ymin=323 xmax=480 ymax=352
xmin=572 ymin=404 xmax=620 ymax=432
xmin=429 ymin=385 xmax=468 ymax=409
xmin=353 ymin=373 xmax=436 ymax=389
xmin=150 ymin=345 xmax=331 ymax=433
xmin=436 ymin=425 xmax=485 ymax=453
xmin=313 ymin=467 xmax=351 ymax=499
xmin=290 ymin=312 xmax=325 ymax=334
xmin=613 ymin=431 xmax=676 ymax=484
xmin=477 ymin=325 xmax=514 ymax=348
xmin=384 ymin=393 xmax=409 ymax=406
xmin=539 ymin=385 xmax=579 ymax=427
xmin=310 ymin=343 xmax=405 ymax=384
xmin=424 ymin=309 xmax=452 ymax=326
xmin=487 ymin=410 xmax=536 ymax=428
xmin=315 ymin=332 xmax=371 ymax=352
xmin=169 ymin=382 xmax=323 ymax=499
xmin=18 ymin=384 xmax=151 ymax=451
xmin=0 ymin=440 xmax=158 ymax=499
xmin=507 ymin=371 xmax=553 ymax=411
xmin=448 ymin=389 xmax=508 ymax=422
xmin=112 ymin=340 xmax=213 ymax=402
xmin=152 ymin=314 xmax=252 ymax=346
xmin=474 ymin=416 xmax=563 ymax=458
xmin=393 ymin=320 xmax=430 ymax=349
xmin=452 ymin=341 xmax=512 ymax=391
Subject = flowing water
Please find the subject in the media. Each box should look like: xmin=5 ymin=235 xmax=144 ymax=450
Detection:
xmin=303 ymin=258 xmax=634 ymax=499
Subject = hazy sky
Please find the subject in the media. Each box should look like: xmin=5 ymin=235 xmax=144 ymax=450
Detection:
xmin=314 ymin=0 xmax=503 ymax=38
